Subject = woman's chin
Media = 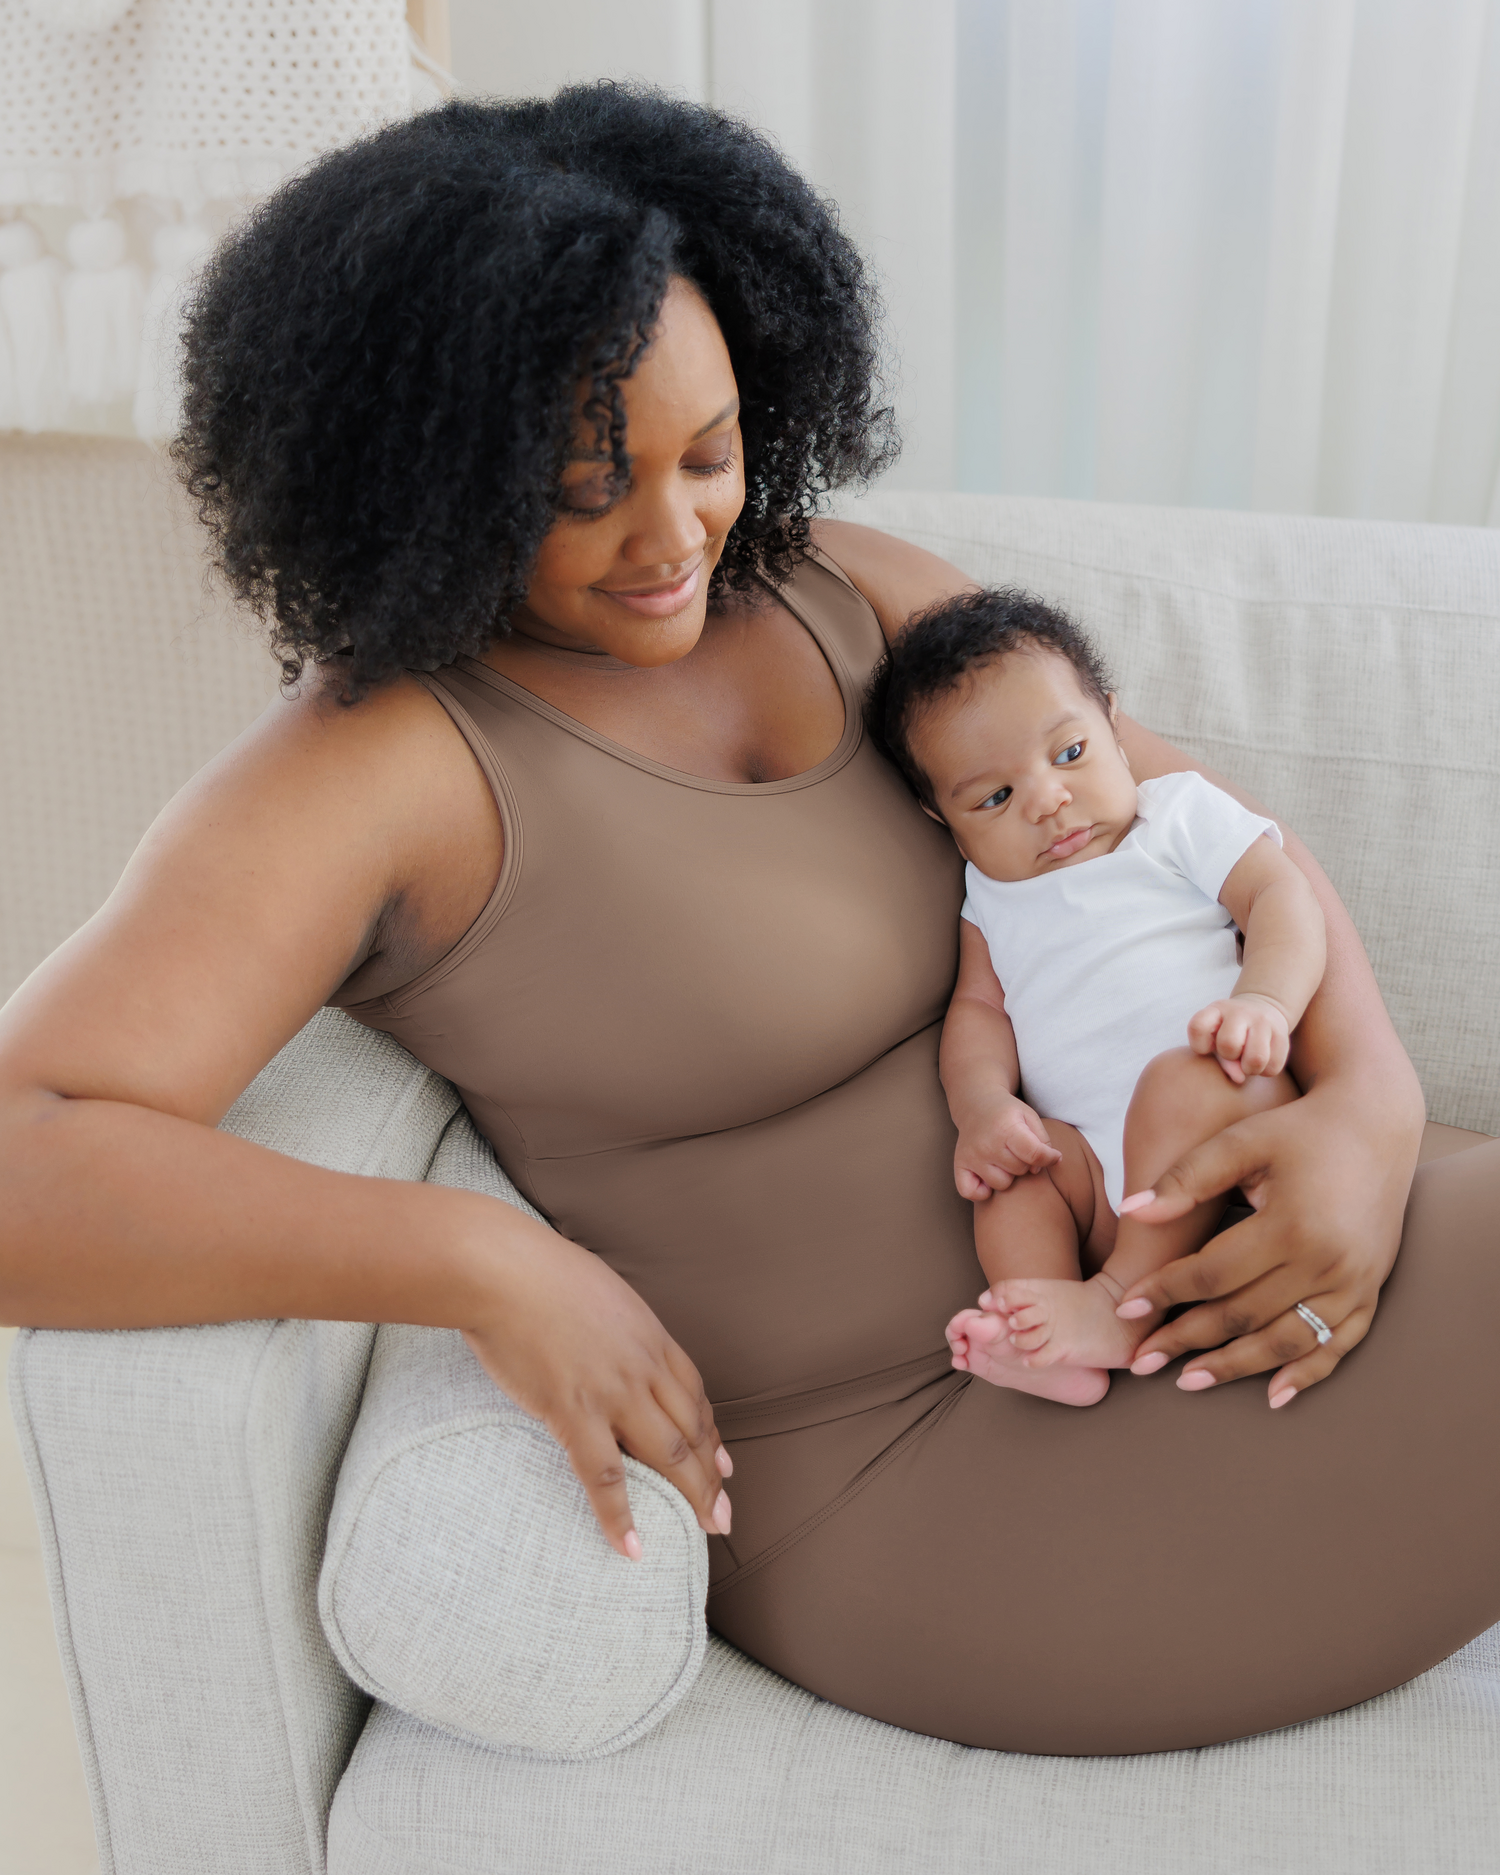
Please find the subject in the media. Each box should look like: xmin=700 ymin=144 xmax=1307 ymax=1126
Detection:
xmin=598 ymin=604 xmax=710 ymax=668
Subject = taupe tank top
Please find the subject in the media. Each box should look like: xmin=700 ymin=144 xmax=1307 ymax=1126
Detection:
xmin=336 ymin=550 xmax=979 ymax=1416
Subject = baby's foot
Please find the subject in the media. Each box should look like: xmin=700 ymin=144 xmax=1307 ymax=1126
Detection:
xmin=992 ymin=1274 xmax=1152 ymax=1371
xmin=946 ymin=1307 xmax=1109 ymax=1407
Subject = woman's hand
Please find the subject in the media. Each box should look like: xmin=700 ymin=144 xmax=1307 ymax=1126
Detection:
xmin=461 ymin=1213 xmax=733 ymax=1559
xmin=954 ymin=1094 xmax=1062 ymax=1199
xmin=1114 ymin=1079 xmax=1420 ymax=1407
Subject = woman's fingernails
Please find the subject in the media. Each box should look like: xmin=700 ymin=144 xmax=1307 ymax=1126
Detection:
xmin=716 ymin=1445 xmax=734 ymax=1477
xmin=1119 ymin=1190 xmax=1155 ymax=1215
xmin=1177 ymin=1369 xmax=1216 ymax=1391
xmin=714 ymin=1491 xmax=732 ymax=1534
xmin=1116 ymin=1297 xmax=1152 ymax=1319
xmin=1269 ymin=1387 xmax=1297 ymax=1410
xmin=1131 ymin=1351 xmax=1169 ymax=1375
xmin=623 ymin=1529 xmax=643 ymax=1561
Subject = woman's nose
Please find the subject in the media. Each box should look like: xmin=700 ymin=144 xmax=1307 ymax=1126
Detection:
xmin=622 ymin=478 xmax=707 ymax=569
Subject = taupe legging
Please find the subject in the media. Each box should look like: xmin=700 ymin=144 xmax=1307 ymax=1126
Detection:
xmin=340 ymin=550 xmax=1500 ymax=1753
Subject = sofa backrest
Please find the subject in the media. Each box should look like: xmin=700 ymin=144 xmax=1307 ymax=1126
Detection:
xmin=4 ymin=437 xmax=1494 ymax=1132
xmin=0 ymin=434 xmax=281 ymax=1004
xmin=843 ymin=490 xmax=1500 ymax=1134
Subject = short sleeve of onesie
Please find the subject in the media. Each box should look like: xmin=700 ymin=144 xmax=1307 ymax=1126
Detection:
xmin=959 ymin=771 xmax=1276 ymax=929
xmin=1132 ymin=771 xmax=1280 ymax=901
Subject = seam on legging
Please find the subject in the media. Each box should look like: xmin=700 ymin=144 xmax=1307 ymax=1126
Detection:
xmin=707 ymin=1375 xmax=970 ymax=1600
xmin=714 ymin=1348 xmax=953 ymax=1437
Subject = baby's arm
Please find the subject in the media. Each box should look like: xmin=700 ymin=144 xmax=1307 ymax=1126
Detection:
xmin=940 ymin=919 xmax=1062 ymax=1196
xmin=1192 ymin=838 xmax=1327 ymax=1082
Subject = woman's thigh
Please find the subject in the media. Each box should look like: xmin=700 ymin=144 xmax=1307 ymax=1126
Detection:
xmin=709 ymin=1140 xmax=1500 ymax=1754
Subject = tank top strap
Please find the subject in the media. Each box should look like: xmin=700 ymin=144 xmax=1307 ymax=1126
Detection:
xmin=770 ymin=543 xmax=889 ymax=691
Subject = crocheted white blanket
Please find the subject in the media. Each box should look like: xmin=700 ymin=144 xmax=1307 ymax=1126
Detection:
xmin=0 ymin=0 xmax=417 ymax=216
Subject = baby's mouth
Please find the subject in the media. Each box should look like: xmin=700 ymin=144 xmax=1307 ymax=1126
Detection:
xmin=1044 ymin=825 xmax=1094 ymax=861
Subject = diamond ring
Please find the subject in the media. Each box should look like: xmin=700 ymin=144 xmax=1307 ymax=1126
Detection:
xmin=1295 ymin=1302 xmax=1333 ymax=1346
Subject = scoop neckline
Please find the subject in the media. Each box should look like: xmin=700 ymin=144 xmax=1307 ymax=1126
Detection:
xmin=451 ymin=567 xmax=863 ymax=796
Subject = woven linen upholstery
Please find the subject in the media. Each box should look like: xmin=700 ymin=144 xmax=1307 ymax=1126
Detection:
xmin=328 ymin=1624 xmax=1500 ymax=1875
xmin=838 ymin=491 xmax=1500 ymax=1134
xmin=321 ymin=1329 xmax=709 ymax=1760
xmin=320 ymin=1115 xmax=709 ymax=1760
xmin=9 ymin=1009 xmax=460 ymax=1875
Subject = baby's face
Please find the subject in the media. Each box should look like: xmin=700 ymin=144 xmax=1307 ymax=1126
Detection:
xmin=908 ymin=648 xmax=1139 ymax=882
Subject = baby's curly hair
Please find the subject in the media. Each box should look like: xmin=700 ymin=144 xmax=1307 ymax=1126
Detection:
xmin=866 ymin=588 xmax=1114 ymax=812
xmin=172 ymin=85 xmax=897 ymax=696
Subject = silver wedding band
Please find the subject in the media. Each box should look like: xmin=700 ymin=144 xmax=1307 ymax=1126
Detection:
xmin=1295 ymin=1302 xmax=1333 ymax=1346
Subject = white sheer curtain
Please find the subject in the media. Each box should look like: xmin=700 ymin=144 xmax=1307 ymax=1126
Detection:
xmin=454 ymin=0 xmax=1500 ymax=522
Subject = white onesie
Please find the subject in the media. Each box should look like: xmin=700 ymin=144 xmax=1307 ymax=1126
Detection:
xmin=959 ymin=770 xmax=1281 ymax=1212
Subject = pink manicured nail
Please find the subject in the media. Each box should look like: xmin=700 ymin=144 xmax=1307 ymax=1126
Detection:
xmin=714 ymin=1491 xmax=732 ymax=1534
xmin=1177 ymin=1369 xmax=1216 ymax=1391
xmin=1131 ymin=1351 xmax=1168 ymax=1375
xmin=1118 ymin=1189 xmax=1155 ymax=1215
xmin=1269 ymin=1387 xmax=1296 ymax=1410
xmin=1116 ymin=1297 xmax=1152 ymax=1319
xmin=623 ymin=1529 xmax=643 ymax=1561
xmin=716 ymin=1445 xmax=734 ymax=1477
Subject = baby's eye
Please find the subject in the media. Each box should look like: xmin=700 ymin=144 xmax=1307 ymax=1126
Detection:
xmin=1054 ymin=742 xmax=1085 ymax=766
xmin=978 ymin=786 xmax=1012 ymax=809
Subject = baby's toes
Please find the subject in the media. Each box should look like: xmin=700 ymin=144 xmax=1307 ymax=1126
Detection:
xmin=1007 ymin=1303 xmax=1046 ymax=1332
xmin=1010 ymin=1323 xmax=1050 ymax=1353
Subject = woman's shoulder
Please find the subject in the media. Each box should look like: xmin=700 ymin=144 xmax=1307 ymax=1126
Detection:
xmin=808 ymin=518 xmax=979 ymax=644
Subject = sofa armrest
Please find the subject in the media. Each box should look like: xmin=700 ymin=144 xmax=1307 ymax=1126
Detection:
xmin=8 ymin=1010 xmax=460 ymax=1875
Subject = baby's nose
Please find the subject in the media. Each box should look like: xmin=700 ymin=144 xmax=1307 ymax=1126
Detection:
xmin=1027 ymin=775 xmax=1071 ymax=819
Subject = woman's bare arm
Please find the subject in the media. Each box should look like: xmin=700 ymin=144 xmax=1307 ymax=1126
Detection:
xmin=0 ymin=679 xmax=729 ymax=1552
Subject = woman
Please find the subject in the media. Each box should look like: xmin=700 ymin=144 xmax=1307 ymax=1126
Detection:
xmin=2 ymin=88 xmax=1497 ymax=1757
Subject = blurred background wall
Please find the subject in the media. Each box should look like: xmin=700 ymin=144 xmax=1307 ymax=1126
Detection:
xmin=3 ymin=0 xmax=1497 ymax=523
xmin=450 ymin=0 xmax=1500 ymax=524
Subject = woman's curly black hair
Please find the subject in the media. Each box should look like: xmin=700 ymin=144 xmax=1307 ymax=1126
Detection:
xmin=173 ymin=83 xmax=898 ymax=695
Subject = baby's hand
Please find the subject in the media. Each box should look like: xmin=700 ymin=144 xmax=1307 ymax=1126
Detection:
xmin=954 ymin=1097 xmax=1062 ymax=1199
xmin=1189 ymin=993 xmax=1292 ymax=1083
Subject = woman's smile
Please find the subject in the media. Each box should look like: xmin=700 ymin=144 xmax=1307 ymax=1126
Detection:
xmin=595 ymin=558 xmax=703 ymax=617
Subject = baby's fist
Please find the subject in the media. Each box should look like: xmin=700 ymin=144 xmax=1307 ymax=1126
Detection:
xmin=954 ymin=1097 xmax=1061 ymax=1199
xmin=1189 ymin=994 xmax=1291 ymax=1082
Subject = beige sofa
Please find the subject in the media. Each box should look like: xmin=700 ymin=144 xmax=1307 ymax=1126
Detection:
xmin=5 ymin=435 xmax=1500 ymax=1874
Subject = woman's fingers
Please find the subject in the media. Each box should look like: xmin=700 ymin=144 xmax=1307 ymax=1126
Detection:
xmin=1265 ymin=1302 xmax=1373 ymax=1405
xmin=1152 ymin=1293 xmax=1371 ymax=1402
xmin=561 ymin=1422 xmax=648 ymax=1560
xmin=1115 ymin=1118 xmax=1271 ymax=1236
xmin=651 ymin=1363 xmax=732 ymax=1522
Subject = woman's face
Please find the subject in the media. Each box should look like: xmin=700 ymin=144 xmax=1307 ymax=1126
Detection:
xmin=514 ymin=275 xmax=745 ymax=666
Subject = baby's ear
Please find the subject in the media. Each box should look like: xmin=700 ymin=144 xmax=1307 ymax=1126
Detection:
xmin=919 ymin=801 xmax=947 ymax=825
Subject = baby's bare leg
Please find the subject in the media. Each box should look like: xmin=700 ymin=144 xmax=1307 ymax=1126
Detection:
xmin=947 ymin=1125 xmax=1112 ymax=1405
xmin=996 ymin=1053 xmax=1300 ymax=1373
xmin=1104 ymin=1047 xmax=1299 ymax=1306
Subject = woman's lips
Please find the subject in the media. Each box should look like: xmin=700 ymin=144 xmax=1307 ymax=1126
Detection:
xmin=596 ymin=561 xmax=701 ymax=618
xmin=1045 ymin=825 xmax=1094 ymax=860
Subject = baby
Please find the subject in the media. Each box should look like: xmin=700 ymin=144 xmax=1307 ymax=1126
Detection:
xmin=868 ymin=588 xmax=1326 ymax=1406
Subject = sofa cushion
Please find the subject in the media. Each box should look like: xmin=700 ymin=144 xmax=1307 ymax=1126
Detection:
xmin=327 ymin=1625 xmax=1500 ymax=1875
xmin=318 ymin=1109 xmax=710 ymax=1760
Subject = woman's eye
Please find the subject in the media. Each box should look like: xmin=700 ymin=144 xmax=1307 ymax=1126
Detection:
xmin=978 ymin=786 xmax=1012 ymax=809
xmin=1054 ymin=742 xmax=1085 ymax=766
xmin=560 ymin=475 xmax=625 ymax=519
xmin=684 ymin=446 xmax=736 ymax=479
